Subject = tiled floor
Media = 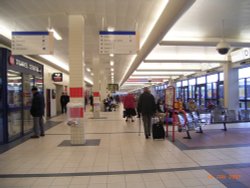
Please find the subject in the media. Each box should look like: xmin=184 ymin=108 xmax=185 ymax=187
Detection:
xmin=0 ymin=106 xmax=250 ymax=188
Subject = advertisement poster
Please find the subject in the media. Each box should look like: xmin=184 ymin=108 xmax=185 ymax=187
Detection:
xmin=165 ymin=86 xmax=175 ymax=109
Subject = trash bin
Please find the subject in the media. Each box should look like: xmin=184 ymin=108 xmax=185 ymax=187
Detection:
xmin=67 ymin=102 xmax=85 ymax=145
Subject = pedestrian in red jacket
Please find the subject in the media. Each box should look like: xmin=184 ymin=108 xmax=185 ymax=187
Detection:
xmin=123 ymin=94 xmax=136 ymax=122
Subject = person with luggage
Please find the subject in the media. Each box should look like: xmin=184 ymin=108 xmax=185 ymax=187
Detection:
xmin=137 ymin=87 xmax=156 ymax=139
xmin=123 ymin=93 xmax=136 ymax=122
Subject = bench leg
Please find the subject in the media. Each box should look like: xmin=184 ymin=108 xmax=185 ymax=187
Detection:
xmin=223 ymin=122 xmax=227 ymax=131
xmin=196 ymin=126 xmax=203 ymax=133
xmin=183 ymin=130 xmax=192 ymax=139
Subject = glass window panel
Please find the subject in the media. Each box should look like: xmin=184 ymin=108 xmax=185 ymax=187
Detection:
xmin=182 ymin=80 xmax=188 ymax=86
xmin=247 ymin=101 xmax=250 ymax=109
xmin=176 ymin=82 xmax=181 ymax=87
xmin=239 ymin=79 xmax=245 ymax=100
xmin=239 ymin=101 xmax=245 ymax=109
xmin=207 ymin=83 xmax=212 ymax=98
xmin=239 ymin=67 xmax=250 ymax=79
xmin=247 ymin=78 xmax=250 ymax=100
xmin=189 ymin=78 xmax=196 ymax=85
xmin=219 ymin=72 xmax=224 ymax=81
xmin=197 ymin=76 xmax=205 ymax=84
xmin=207 ymin=74 xmax=218 ymax=83
xmin=212 ymin=82 xmax=217 ymax=98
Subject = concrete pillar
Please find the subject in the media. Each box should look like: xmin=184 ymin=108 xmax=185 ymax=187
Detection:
xmin=223 ymin=61 xmax=239 ymax=110
xmin=92 ymin=58 xmax=101 ymax=118
xmin=68 ymin=15 xmax=85 ymax=144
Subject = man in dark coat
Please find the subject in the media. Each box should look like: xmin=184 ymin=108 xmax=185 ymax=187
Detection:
xmin=30 ymin=86 xmax=45 ymax=138
xmin=137 ymin=87 xmax=156 ymax=139
xmin=60 ymin=92 xmax=70 ymax=113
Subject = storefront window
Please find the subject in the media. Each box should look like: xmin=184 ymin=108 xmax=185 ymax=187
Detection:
xmin=23 ymin=74 xmax=33 ymax=133
xmin=7 ymin=71 xmax=22 ymax=139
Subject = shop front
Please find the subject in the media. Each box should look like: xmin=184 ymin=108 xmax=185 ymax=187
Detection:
xmin=0 ymin=48 xmax=44 ymax=144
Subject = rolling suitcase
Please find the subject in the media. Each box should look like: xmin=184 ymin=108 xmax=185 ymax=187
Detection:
xmin=152 ymin=121 xmax=165 ymax=139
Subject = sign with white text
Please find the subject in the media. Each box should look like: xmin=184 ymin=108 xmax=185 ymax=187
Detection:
xmin=11 ymin=31 xmax=54 ymax=55
xmin=99 ymin=31 xmax=139 ymax=54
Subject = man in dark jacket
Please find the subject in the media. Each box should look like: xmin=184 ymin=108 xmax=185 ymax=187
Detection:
xmin=30 ymin=86 xmax=45 ymax=138
xmin=137 ymin=87 xmax=156 ymax=139
xmin=60 ymin=92 xmax=70 ymax=113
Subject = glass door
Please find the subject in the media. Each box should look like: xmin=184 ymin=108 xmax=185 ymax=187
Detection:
xmin=7 ymin=70 xmax=23 ymax=141
xmin=23 ymin=74 xmax=34 ymax=134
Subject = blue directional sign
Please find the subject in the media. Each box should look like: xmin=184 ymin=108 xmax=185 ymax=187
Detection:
xmin=99 ymin=31 xmax=139 ymax=54
xmin=12 ymin=31 xmax=54 ymax=55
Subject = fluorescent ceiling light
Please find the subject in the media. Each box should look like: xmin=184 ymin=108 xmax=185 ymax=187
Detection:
xmin=138 ymin=62 xmax=204 ymax=70
xmin=0 ymin=25 xmax=11 ymax=39
xmin=40 ymin=55 xmax=69 ymax=71
xmin=107 ymin=27 xmax=115 ymax=32
xmin=48 ymin=28 xmax=62 ymax=40
xmin=84 ymin=77 xmax=93 ymax=85
xmin=133 ymin=71 xmax=194 ymax=75
xmin=130 ymin=75 xmax=179 ymax=79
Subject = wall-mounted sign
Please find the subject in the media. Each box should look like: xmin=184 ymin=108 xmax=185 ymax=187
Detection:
xmin=108 ymin=84 xmax=119 ymax=92
xmin=99 ymin=31 xmax=139 ymax=54
xmin=231 ymin=48 xmax=250 ymax=63
xmin=11 ymin=31 xmax=54 ymax=55
xmin=52 ymin=73 xmax=63 ymax=82
xmin=8 ymin=56 xmax=42 ymax=73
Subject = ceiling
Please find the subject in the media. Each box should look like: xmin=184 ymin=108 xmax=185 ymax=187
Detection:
xmin=1 ymin=0 xmax=250 ymax=92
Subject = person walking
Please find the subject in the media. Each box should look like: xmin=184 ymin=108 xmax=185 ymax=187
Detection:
xmin=137 ymin=87 xmax=156 ymax=139
xmin=30 ymin=86 xmax=45 ymax=138
xmin=60 ymin=92 xmax=70 ymax=113
xmin=123 ymin=93 xmax=136 ymax=122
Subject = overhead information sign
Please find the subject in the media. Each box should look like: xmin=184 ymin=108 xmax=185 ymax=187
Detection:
xmin=11 ymin=31 xmax=54 ymax=55
xmin=99 ymin=31 xmax=139 ymax=54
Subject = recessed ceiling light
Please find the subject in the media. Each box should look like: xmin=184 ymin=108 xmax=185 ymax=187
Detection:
xmin=86 ymin=68 xmax=91 ymax=72
xmin=110 ymin=61 xmax=114 ymax=66
xmin=111 ymin=68 xmax=114 ymax=72
xmin=110 ymin=54 xmax=114 ymax=57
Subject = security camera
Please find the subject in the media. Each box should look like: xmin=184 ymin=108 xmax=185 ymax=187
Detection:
xmin=216 ymin=39 xmax=230 ymax=55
